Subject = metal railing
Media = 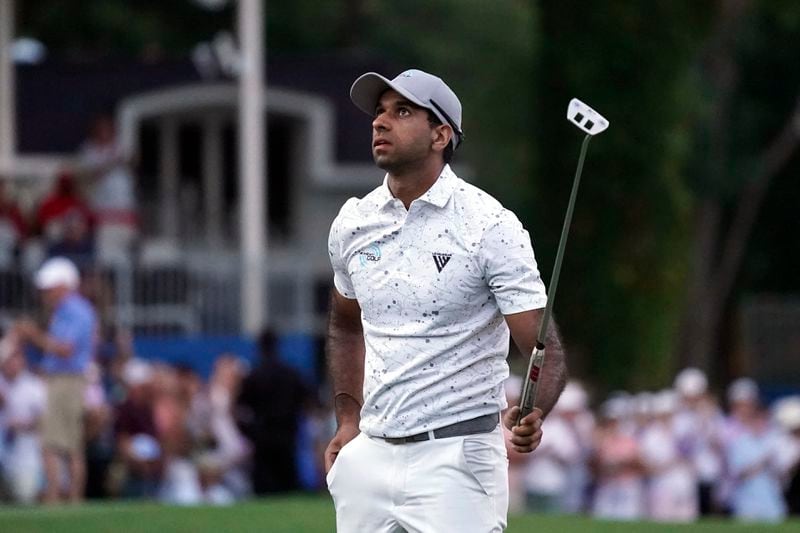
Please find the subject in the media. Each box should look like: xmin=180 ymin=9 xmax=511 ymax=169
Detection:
xmin=0 ymin=252 xmax=330 ymax=336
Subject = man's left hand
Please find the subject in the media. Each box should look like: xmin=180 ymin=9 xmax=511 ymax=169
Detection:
xmin=502 ymin=406 xmax=543 ymax=453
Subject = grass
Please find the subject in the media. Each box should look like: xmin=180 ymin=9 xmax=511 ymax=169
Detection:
xmin=0 ymin=495 xmax=796 ymax=532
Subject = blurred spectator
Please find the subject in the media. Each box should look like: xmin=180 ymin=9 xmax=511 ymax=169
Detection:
xmin=78 ymin=113 xmax=138 ymax=263
xmin=0 ymin=332 xmax=47 ymax=504
xmin=236 ymin=329 xmax=311 ymax=494
xmin=639 ymin=389 xmax=698 ymax=522
xmin=46 ymin=209 xmax=96 ymax=271
xmin=83 ymin=361 xmax=114 ymax=499
xmin=206 ymin=356 xmax=251 ymax=490
xmin=192 ymin=354 xmax=252 ymax=504
xmin=673 ymin=367 xmax=726 ymax=515
xmin=13 ymin=257 xmax=98 ymax=504
xmin=590 ymin=396 xmax=645 ymax=521
xmin=724 ymin=378 xmax=787 ymax=522
xmin=157 ymin=362 xmax=219 ymax=504
xmin=34 ymin=171 xmax=119 ymax=327
xmin=631 ymin=391 xmax=655 ymax=438
xmin=0 ymin=178 xmax=28 ymax=268
xmin=0 ymin=330 xmax=9 ymax=476
xmin=523 ymin=381 xmax=593 ymax=514
xmin=555 ymin=381 xmax=594 ymax=514
xmin=717 ymin=376 xmax=762 ymax=511
xmin=111 ymin=358 xmax=161 ymax=498
xmin=35 ymin=171 xmax=94 ymax=250
xmin=773 ymin=397 xmax=800 ymax=514
xmin=175 ymin=364 xmax=206 ymax=442
xmin=95 ymin=325 xmax=135 ymax=407
xmin=295 ymin=403 xmax=331 ymax=491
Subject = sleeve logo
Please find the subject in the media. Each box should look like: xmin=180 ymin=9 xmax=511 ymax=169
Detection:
xmin=359 ymin=244 xmax=382 ymax=266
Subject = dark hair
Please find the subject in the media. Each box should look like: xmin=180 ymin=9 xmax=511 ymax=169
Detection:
xmin=427 ymin=110 xmax=455 ymax=164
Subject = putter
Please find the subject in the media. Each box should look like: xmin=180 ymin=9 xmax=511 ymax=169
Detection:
xmin=517 ymin=98 xmax=609 ymax=424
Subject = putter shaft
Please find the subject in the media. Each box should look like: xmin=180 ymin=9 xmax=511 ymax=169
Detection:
xmin=517 ymin=134 xmax=592 ymax=424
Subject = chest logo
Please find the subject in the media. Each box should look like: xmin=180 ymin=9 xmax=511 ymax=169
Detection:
xmin=359 ymin=244 xmax=382 ymax=266
xmin=432 ymin=252 xmax=452 ymax=273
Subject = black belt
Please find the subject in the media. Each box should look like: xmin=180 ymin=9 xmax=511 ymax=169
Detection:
xmin=381 ymin=413 xmax=499 ymax=445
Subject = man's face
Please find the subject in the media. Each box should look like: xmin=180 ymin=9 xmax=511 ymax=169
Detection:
xmin=40 ymin=286 xmax=69 ymax=310
xmin=371 ymin=90 xmax=439 ymax=173
xmin=732 ymin=399 xmax=758 ymax=421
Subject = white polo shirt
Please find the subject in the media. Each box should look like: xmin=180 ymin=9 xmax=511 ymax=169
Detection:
xmin=329 ymin=165 xmax=547 ymax=437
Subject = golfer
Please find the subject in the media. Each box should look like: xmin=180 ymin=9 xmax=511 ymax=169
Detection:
xmin=325 ymin=68 xmax=567 ymax=532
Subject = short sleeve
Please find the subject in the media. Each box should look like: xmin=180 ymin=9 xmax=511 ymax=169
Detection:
xmin=480 ymin=209 xmax=547 ymax=314
xmin=328 ymin=211 xmax=356 ymax=299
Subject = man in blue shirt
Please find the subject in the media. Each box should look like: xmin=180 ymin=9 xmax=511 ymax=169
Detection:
xmin=14 ymin=256 xmax=98 ymax=503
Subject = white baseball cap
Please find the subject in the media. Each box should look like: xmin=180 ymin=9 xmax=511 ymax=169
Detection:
xmin=652 ymin=389 xmax=679 ymax=416
xmin=633 ymin=391 xmax=655 ymax=417
xmin=555 ymin=381 xmax=588 ymax=412
xmin=727 ymin=377 xmax=759 ymax=404
xmin=774 ymin=396 xmax=800 ymax=431
xmin=123 ymin=358 xmax=154 ymax=387
xmin=674 ymin=367 xmax=708 ymax=397
xmin=350 ymin=69 xmax=465 ymax=149
xmin=34 ymin=256 xmax=80 ymax=290
xmin=600 ymin=392 xmax=632 ymax=421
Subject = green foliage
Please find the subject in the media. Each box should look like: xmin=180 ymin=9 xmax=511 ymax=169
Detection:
xmin=18 ymin=0 xmax=235 ymax=59
xmin=535 ymin=1 xmax=713 ymax=391
xmin=362 ymin=0 xmax=540 ymax=217
xmin=715 ymin=4 xmax=800 ymax=294
xmin=265 ymin=1 xmax=356 ymax=52
xmin=737 ymin=3 xmax=800 ymax=294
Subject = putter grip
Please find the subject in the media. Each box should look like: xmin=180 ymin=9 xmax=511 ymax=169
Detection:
xmin=517 ymin=345 xmax=545 ymax=424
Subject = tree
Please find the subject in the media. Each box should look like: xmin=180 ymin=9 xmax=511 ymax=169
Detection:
xmin=679 ymin=0 xmax=800 ymax=377
xmin=18 ymin=0 xmax=235 ymax=59
xmin=363 ymin=0 xmax=540 ymax=219
xmin=535 ymin=1 xmax=712 ymax=390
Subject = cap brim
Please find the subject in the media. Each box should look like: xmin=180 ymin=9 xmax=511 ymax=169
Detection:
xmin=34 ymin=272 xmax=75 ymax=290
xmin=350 ymin=72 xmax=429 ymax=117
xmin=34 ymin=277 xmax=56 ymax=290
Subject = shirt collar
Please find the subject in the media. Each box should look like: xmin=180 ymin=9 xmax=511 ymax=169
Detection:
xmin=375 ymin=175 xmax=396 ymax=210
xmin=417 ymin=165 xmax=457 ymax=208
xmin=377 ymin=164 xmax=457 ymax=210
xmin=56 ymin=291 xmax=79 ymax=310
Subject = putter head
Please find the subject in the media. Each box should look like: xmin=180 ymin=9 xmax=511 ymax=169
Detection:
xmin=567 ymin=98 xmax=609 ymax=135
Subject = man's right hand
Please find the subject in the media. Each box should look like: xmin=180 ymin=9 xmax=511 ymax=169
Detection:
xmin=324 ymin=423 xmax=360 ymax=473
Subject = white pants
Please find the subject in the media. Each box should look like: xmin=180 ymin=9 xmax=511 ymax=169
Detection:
xmin=327 ymin=426 xmax=508 ymax=533
xmin=5 ymin=434 xmax=43 ymax=504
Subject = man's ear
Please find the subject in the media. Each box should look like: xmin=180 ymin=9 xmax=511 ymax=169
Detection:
xmin=431 ymin=124 xmax=453 ymax=153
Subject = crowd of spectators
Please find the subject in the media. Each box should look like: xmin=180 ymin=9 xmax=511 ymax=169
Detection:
xmin=0 ymin=111 xmax=138 ymax=274
xmin=505 ymin=368 xmax=800 ymax=523
xmin=0 ymin=320 xmax=330 ymax=506
xmin=4 ymin=276 xmax=799 ymax=525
